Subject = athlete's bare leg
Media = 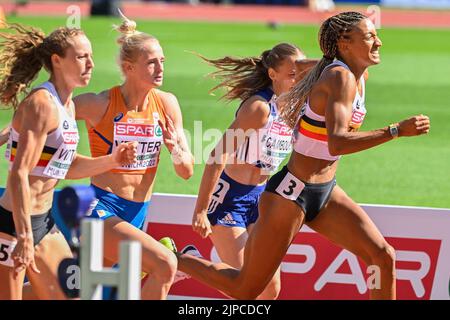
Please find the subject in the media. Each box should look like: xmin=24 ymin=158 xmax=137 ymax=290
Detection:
xmin=102 ymin=217 xmax=177 ymax=300
xmin=306 ymin=185 xmax=396 ymax=300
xmin=25 ymin=227 xmax=73 ymax=300
xmin=211 ymin=224 xmax=281 ymax=299
xmin=0 ymin=233 xmax=26 ymax=300
xmin=177 ymin=192 xmax=303 ymax=299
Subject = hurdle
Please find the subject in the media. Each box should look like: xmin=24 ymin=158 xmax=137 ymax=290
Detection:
xmin=57 ymin=185 xmax=143 ymax=300
xmin=80 ymin=219 xmax=142 ymax=300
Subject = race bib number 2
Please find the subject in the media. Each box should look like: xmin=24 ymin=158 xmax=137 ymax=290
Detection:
xmin=207 ymin=178 xmax=231 ymax=214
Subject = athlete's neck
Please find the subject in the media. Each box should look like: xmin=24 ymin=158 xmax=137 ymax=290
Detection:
xmin=272 ymin=83 xmax=284 ymax=97
xmin=120 ymin=81 xmax=153 ymax=112
xmin=48 ymin=77 xmax=73 ymax=108
xmin=338 ymin=58 xmax=367 ymax=82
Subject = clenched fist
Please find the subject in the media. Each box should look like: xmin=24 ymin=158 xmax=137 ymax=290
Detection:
xmin=192 ymin=211 xmax=212 ymax=239
xmin=112 ymin=141 xmax=138 ymax=166
xmin=398 ymin=114 xmax=430 ymax=137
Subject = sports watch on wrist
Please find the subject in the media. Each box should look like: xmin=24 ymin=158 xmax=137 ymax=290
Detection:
xmin=389 ymin=123 xmax=399 ymax=139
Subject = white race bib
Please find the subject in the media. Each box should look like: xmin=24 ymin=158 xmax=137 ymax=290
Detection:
xmin=207 ymin=178 xmax=231 ymax=214
xmin=0 ymin=238 xmax=17 ymax=268
xmin=275 ymin=171 xmax=305 ymax=201
xmin=256 ymin=113 xmax=293 ymax=172
xmin=113 ymin=119 xmax=164 ymax=171
xmin=43 ymin=127 xmax=79 ymax=179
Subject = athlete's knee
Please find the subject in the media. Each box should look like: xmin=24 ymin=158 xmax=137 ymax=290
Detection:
xmin=369 ymin=244 xmax=396 ymax=272
xmin=144 ymin=251 xmax=178 ymax=283
xmin=259 ymin=277 xmax=281 ymax=300
xmin=235 ymin=288 xmax=262 ymax=300
xmin=232 ymin=282 xmax=265 ymax=300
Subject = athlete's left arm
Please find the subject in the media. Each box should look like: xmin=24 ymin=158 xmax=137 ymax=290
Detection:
xmin=295 ymin=59 xmax=318 ymax=83
xmin=158 ymin=91 xmax=194 ymax=180
xmin=0 ymin=124 xmax=10 ymax=147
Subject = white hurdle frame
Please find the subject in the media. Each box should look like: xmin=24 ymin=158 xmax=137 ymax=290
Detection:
xmin=80 ymin=219 xmax=142 ymax=300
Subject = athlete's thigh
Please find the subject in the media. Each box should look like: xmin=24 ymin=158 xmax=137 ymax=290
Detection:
xmin=237 ymin=192 xmax=304 ymax=288
xmin=306 ymin=185 xmax=389 ymax=261
xmin=0 ymin=232 xmax=26 ymax=300
xmin=26 ymin=227 xmax=73 ymax=300
xmin=210 ymin=225 xmax=248 ymax=269
xmin=102 ymin=217 xmax=173 ymax=271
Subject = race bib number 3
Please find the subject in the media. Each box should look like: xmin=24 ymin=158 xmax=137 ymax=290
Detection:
xmin=275 ymin=171 xmax=305 ymax=201
xmin=0 ymin=238 xmax=17 ymax=268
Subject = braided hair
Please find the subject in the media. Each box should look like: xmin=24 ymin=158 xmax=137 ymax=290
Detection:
xmin=280 ymin=11 xmax=367 ymax=129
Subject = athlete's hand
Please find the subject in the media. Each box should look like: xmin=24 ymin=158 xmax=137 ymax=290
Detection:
xmin=398 ymin=114 xmax=430 ymax=137
xmin=112 ymin=141 xmax=138 ymax=166
xmin=0 ymin=125 xmax=10 ymax=147
xmin=192 ymin=212 xmax=212 ymax=239
xmin=158 ymin=116 xmax=179 ymax=154
xmin=11 ymin=236 xmax=40 ymax=279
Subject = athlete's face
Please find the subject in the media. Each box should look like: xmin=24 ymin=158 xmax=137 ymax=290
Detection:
xmin=339 ymin=18 xmax=382 ymax=67
xmin=131 ymin=39 xmax=165 ymax=88
xmin=269 ymin=50 xmax=305 ymax=95
xmin=53 ymin=34 xmax=94 ymax=88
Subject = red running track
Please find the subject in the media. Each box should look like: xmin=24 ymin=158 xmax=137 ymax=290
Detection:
xmin=1 ymin=1 xmax=450 ymax=28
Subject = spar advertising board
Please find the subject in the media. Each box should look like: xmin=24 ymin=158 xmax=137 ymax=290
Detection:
xmin=144 ymin=193 xmax=450 ymax=300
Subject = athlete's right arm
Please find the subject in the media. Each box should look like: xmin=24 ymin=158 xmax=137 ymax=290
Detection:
xmin=0 ymin=124 xmax=10 ymax=147
xmin=9 ymin=92 xmax=59 ymax=277
xmin=73 ymin=91 xmax=109 ymax=127
xmin=192 ymin=97 xmax=270 ymax=238
xmin=295 ymin=58 xmax=318 ymax=83
xmin=325 ymin=68 xmax=430 ymax=156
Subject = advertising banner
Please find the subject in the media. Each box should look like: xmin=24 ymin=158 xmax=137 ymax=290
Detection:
xmin=145 ymin=193 xmax=450 ymax=300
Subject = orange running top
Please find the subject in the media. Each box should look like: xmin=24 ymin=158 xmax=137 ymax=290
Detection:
xmin=88 ymin=86 xmax=167 ymax=174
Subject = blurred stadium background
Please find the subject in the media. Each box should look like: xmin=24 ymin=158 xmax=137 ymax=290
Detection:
xmin=0 ymin=0 xmax=449 ymax=210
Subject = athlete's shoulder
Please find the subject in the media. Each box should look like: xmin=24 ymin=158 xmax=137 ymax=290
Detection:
xmin=22 ymin=89 xmax=57 ymax=116
xmin=75 ymin=89 xmax=109 ymax=107
xmin=154 ymin=89 xmax=178 ymax=105
xmin=237 ymin=94 xmax=270 ymax=122
xmin=74 ymin=90 xmax=110 ymax=121
xmin=321 ymin=64 xmax=357 ymax=93
xmin=14 ymin=89 xmax=58 ymax=130
xmin=154 ymin=89 xmax=181 ymax=119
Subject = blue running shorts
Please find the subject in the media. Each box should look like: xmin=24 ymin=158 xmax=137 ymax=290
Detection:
xmin=207 ymin=171 xmax=266 ymax=228
xmin=86 ymin=184 xmax=150 ymax=230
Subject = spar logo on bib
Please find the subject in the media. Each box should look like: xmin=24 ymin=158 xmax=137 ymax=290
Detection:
xmin=63 ymin=131 xmax=79 ymax=145
xmin=155 ymin=125 xmax=162 ymax=137
xmin=115 ymin=123 xmax=155 ymax=137
xmin=351 ymin=110 xmax=366 ymax=125
xmin=270 ymin=121 xmax=292 ymax=136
